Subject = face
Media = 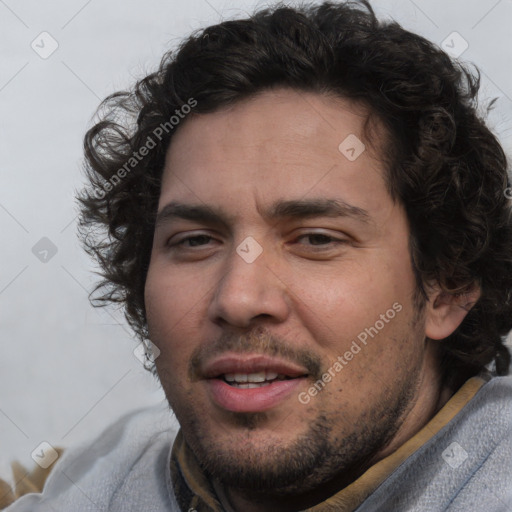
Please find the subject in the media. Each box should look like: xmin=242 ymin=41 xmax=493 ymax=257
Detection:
xmin=144 ymin=89 xmax=432 ymax=495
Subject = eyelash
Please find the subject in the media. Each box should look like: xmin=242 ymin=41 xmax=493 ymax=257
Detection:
xmin=296 ymin=233 xmax=343 ymax=247
xmin=172 ymin=234 xmax=214 ymax=248
xmin=168 ymin=232 xmax=348 ymax=251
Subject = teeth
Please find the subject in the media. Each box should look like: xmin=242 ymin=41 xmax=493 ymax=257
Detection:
xmin=231 ymin=382 xmax=271 ymax=389
xmin=246 ymin=371 xmax=266 ymax=382
xmin=224 ymin=370 xmax=283 ymax=384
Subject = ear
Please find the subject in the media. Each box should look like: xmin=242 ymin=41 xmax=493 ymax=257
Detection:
xmin=424 ymin=283 xmax=481 ymax=340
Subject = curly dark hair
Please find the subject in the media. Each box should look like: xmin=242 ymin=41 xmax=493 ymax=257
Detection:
xmin=79 ymin=0 xmax=512 ymax=381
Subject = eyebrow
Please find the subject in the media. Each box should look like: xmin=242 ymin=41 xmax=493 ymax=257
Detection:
xmin=267 ymin=199 xmax=370 ymax=223
xmin=155 ymin=198 xmax=371 ymax=228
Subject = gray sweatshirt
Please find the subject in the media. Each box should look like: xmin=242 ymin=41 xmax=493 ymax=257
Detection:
xmin=4 ymin=375 xmax=512 ymax=512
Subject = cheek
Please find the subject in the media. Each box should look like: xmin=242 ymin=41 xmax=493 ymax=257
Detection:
xmin=144 ymin=264 xmax=205 ymax=363
xmin=289 ymin=258 xmax=411 ymax=351
xmin=145 ymin=257 xmax=206 ymax=322
xmin=298 ymin=278 xmax=420 ymax=394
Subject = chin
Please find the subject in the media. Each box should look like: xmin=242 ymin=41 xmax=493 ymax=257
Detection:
xmin=181 ymin=410 xmax=342 ymax=493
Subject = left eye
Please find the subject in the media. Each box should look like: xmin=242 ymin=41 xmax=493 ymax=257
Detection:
xmin=297 ymin=233 xmax=336 ymax=246
xmin=295 ymin=233 xmax=346 ymax=247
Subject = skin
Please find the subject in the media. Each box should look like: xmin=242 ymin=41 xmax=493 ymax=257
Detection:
xmin=144 ymin=89 xmax=477 ymax=512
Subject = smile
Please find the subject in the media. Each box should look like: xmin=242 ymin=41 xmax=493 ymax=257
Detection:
xmin=223 ymin=371 xmax=295 ymax=388
xmin=201 ymin=354 xmax=310 ymax=412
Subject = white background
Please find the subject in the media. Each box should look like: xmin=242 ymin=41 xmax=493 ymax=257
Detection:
xmin=1 ymin=0 xmax=511 ymax=481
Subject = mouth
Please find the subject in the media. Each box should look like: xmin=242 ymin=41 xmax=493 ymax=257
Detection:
xmin=201 ymin=354 xmax=309 ymax=412
xmin=222 ymin=370 xmax=298 ymax=388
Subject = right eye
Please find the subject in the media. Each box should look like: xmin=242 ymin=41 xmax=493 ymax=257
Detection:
xmin=171 ymin=234 xmax=215 ymax=248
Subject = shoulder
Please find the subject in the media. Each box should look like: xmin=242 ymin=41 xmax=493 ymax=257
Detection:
xmin=443 ymin=375 xmax=512 ymax=510
xmin=358 ymin=375 xmax=512 ymax=512
xmin=4 ymin=403 xmax=181 ymax=512
xmin=463 ymin=375 xmax=512 ymax=437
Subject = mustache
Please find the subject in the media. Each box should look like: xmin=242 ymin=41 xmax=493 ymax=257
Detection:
xmin=189 ymin=326 xmax=323 ymax=380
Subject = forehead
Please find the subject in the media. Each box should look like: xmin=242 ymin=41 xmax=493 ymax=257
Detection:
xmin=160 ymin=88 xmax=390 ymax=217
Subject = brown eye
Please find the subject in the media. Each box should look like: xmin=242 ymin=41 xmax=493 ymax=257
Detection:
xmin=180 ymin=235 xmax=212 ymax=247
xmin=167 ymin=232 xmax=217 ymax=249
xmin=296 ymin=233 xmax=346 ymax=247
xmin=301 ymin=234 xmax=334 ymax=246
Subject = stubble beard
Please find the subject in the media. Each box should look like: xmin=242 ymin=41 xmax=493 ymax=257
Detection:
xmin=161 ymin=355 xmax=420 ymax=497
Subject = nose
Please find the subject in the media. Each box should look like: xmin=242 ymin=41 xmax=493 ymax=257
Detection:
xmin=207 ymin=242 xmax=291 ymax=329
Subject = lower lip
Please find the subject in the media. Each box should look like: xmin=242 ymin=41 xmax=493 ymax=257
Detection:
xmin=206 ymin=378 xmax=305 ymax=412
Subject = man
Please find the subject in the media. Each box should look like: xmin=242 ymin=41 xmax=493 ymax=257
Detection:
xmin=3 ymin=0 xmax=512 ymax=510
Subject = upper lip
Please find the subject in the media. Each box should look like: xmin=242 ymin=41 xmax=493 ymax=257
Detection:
xmin=201 ymin=354 xmax=309 ymax=379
